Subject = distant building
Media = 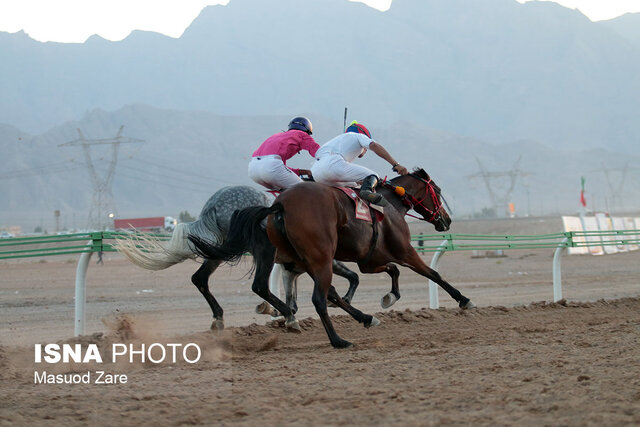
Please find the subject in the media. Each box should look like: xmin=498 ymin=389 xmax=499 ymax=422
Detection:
xmin=0 ymin=226 xmax=22 ymax=236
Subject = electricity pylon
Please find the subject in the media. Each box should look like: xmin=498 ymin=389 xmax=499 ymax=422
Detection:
xmin=467 ymin=156 xmax=531 ymax=217
xmin=589 ymin=162 xmax=640 ymax=213
xmin=59 ymin=126 xmax=143 ymax=230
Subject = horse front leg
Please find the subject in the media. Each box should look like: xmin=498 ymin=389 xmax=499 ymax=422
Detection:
xmin=327 ymin=286 xmax=380 ymax=328
xmin=191 ymin=258 xmax=225 ymax=330
xmin=381 ymin=264 xmax=400 ymax=309
xmin=332 ymin=260 xmax=360 ymax=304
xmin=358 ymin=263 xmax=401 ymax=308
xmin=402 ymin=250 xmax=475 ymax=309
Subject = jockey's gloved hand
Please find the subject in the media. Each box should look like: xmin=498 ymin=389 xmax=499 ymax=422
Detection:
xmin=392 ymin=164 xmax=409 ymax=175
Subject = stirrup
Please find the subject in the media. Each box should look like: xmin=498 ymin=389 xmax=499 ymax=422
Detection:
xmin=360 ymin=190 xmax=388 ymax=207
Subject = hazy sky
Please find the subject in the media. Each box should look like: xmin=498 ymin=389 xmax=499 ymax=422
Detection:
xmin=0 ymin=0 xmax=638 ymax=43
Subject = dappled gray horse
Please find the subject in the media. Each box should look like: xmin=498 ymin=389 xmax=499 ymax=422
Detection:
xmin=114 ymin=185 xmax=359 ymax=330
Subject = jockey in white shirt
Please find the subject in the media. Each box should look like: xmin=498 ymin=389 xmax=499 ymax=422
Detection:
xmin=310 ymin=121 xmax=408 ymax=206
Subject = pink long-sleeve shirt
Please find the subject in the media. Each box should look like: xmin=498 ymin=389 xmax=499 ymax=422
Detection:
xmin=252 ymin=130 xmax=319 ymax=175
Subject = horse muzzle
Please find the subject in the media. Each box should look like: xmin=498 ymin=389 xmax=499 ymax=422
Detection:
xmin=434 ymin=214 xmax=451 ymax=232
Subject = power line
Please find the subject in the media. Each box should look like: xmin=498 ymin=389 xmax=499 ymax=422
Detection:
xmin=114 ymin=170 xmax=219 ymax=195
xmin=118 ymin=160 xmax=242 ymax=188
xmin=0 ymin=160 xmax=84 ymax=179
xmin=123 ymin=157 xmax=240 ymax=185
xmin=116 ymin=164 xmax=212 ymax=188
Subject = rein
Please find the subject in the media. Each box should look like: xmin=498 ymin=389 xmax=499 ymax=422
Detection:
xmin=384 ymin=174 xmax=443 ymax=222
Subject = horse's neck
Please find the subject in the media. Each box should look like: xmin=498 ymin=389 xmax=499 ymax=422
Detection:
xmin=392 ymin=175 xmax=423 ymax=194
xmin=381 ymin=182 xmax=411 ymax=214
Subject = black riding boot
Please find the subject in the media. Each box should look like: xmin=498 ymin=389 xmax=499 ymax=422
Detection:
xmin=359 ymin=175 xmax=388 ymax=207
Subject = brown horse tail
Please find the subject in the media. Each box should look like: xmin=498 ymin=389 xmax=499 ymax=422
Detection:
xmin=188 ymin=204 xmax=281 ymax=264
xmin=270 ymin=202 xmax=287 ymax=237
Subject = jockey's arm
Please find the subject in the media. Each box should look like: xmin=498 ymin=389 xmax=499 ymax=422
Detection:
xmin=300 ymin=133 xmax=320 ymax=158
xmin=369 ymin=142 xmax=408 ymax=175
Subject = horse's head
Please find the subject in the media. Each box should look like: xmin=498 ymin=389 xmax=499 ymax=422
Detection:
xmin=389 ymin=168 xmax=451 ymax=232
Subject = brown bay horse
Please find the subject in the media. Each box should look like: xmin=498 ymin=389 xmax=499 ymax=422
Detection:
xmin=189 ymin=168 xmax=475 ymax=348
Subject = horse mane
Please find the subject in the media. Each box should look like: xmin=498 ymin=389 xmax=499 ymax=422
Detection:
xmin=411 ymin=167 xmax=441 ymax=194
xmin=412 ymin=167 xmax=429 ymax=180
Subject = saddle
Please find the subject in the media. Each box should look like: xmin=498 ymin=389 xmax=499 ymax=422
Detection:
xmin=337 ymin=187 xmax=384 ymax=223
xmin=266 ymin=172 xmax=384 ymax=224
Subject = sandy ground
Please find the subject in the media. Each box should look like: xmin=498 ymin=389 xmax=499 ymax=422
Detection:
xmin=1 ymin=216 xmax=640 ymax=425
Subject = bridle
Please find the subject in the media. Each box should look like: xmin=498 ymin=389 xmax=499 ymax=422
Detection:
xmin=384 ymin=173 xmax=445 ymax=224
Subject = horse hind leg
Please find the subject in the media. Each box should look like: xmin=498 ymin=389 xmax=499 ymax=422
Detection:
xmin=250 ymin=244 xmax=294 ymax=319
xmin=254 ymin=263 xmax=284 ymax=317
xmin=282 ymin=267 xmax=302 ymax=332
xmin=283 ymin=267 xmax=299 ymax=314
xmin=257 ymin=263 xmax=303 ymax=332
xmin=310 ymin=266 xmax=354 ymax=349
xmin=191 ymin=259 xmax=225 ymax=330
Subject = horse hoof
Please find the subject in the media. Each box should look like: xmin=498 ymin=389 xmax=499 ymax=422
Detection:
xmin=285 ymin=319 xmax=302 ymax=332
xmin=210 ymin=319 xmax=224 ymax=331
xmin=461 ymin=300 xmax=476 ymax=309
xmin=365 ymin=316 xmax=380 ymax=328
xmin=332 ymin=340 xmax=354 ymax=349
xmin=381 ymin=293 xmax=398 ymax=309
xmin=255 ymin=301 xmax=274 ymax=315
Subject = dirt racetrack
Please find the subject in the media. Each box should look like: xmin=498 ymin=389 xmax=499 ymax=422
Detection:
xmin=1 ymin=216 xmax=640 ymax=425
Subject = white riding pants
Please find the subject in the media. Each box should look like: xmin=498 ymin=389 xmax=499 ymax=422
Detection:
xmin=310 ymin=153 xmax=377 ymax=187
xmin=248 ymin=155 xmax=302 ymax=190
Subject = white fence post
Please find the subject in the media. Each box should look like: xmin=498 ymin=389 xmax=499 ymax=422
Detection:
xmin=552 ymin=237 xmax=569 ymax=302
xmin=74 ymin=249 xmax=93 ymax=336
xmin=428 ymin=239 xmax=449 ymax=309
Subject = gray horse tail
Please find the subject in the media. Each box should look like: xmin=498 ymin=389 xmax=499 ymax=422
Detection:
xmin=114 ymin=219 xmax=222 ymax=270
xmin=114 ymin=185 xmax=267 ymax=270
xmin=188 ymin=204 xmax=280 ymax=264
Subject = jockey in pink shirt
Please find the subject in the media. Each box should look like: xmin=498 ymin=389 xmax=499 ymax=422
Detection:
xmin=248 ymin=117 xmax=319 ymax=190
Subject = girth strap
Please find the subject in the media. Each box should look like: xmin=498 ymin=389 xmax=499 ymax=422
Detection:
xmin=360 ymin=211 xmax=379 ymax=265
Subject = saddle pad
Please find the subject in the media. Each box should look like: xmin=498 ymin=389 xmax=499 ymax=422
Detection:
xmin=337 ymin=187 xmax=384 ymax=223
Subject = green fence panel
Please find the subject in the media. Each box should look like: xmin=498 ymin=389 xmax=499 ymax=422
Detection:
xmin=0 ymin=231 xmax=171 ymax=260
xmin=0 ymin=230 xmax=638 ymax=260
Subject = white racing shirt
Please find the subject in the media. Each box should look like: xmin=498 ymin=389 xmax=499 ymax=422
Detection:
xmin=315 ymin=133 xmax=373 ymax=163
